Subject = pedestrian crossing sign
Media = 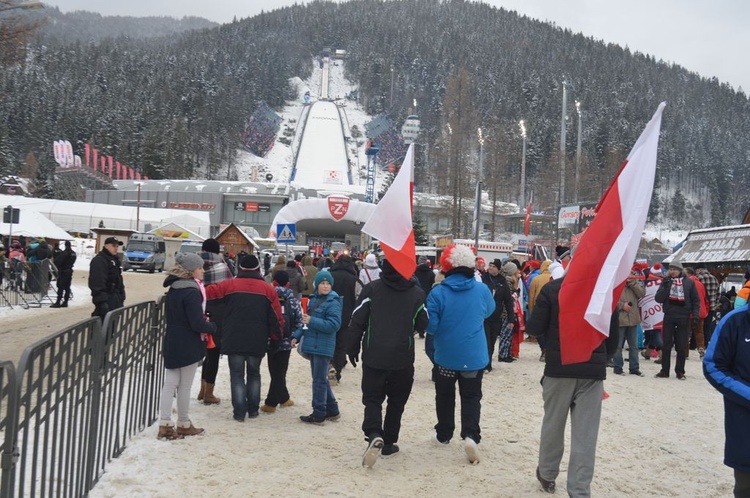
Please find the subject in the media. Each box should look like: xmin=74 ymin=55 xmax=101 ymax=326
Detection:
xmin=277 ymin=223 xmax=297 ymax=243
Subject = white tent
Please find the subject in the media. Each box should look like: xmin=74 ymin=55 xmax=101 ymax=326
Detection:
xmin=0 ymin=210 xmax=72 ymax=241
xmin=0 ymin=194 xmax=211 ymax=238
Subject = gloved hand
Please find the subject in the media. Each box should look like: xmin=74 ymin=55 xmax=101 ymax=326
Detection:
xmin=348 ymin=352 xmax=359 ymax=368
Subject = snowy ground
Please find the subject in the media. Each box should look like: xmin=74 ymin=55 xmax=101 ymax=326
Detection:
xmin=86 ymin=340 xmax=733 ymax=498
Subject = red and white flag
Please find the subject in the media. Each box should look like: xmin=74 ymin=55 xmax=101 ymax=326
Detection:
xmin=558 ymin=102 xmax=665 ymax=365
xmin=361 ymin=143 xmax=416 ymax=279
xmin=523 ymin=194 xmax=533 ymax=237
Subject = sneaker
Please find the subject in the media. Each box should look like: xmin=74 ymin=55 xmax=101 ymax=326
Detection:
xmin=381 ymin=443 xmax=400 ymax=456
xmin=655 ymin=371 xmax=669 ymax=378
xmin=325 ymin=412 xmax=341 ymax=422
xmin=433 ymin=434 xmax=450 ymax=445
xmin=614 ymin=370 xmax=626 ymax=376
xmin=464 ymin=437 xmax=480 ymax=465
xmin=300 ymin=414 xmax=325 ymax=425
xmin=362 ymin=435 xmax=384 ymax=468
xmin=630 ymin=371 xmax=645 ymax=377
xmin=536 ymin=467 xmax=556 ymax=493
xmin=260 ymin=404 xmax=276 ymax=413
xmin=641 ymin=350 xmax=651 ymax=361
xmin=280 ymin=399 xmax=295 ymax=407
xmin=677 ymin=374 xmax=686 ymax=380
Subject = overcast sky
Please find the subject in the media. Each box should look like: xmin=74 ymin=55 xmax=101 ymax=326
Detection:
xmin=49 ymin=0 xmax=750 ymax=93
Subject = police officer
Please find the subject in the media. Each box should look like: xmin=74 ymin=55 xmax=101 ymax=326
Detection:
xmin=89 ymin=237 xmax=126 ymax=321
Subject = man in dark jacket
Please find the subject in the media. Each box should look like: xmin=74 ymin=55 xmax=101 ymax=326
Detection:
xmin=703 ymin=304 xmax=750 ymax=497
xmin=347 ymin=259 xmax=428 ymax=468
xmin=526 ymin=277 xmax=617 ymax=496
xmin=88 ymin=237 xmax=126 ymax=321
xmin=482 ymin=259 xmax=515 ymax=372
xmin=329 ymin=254 xmax=359 ymax=382
xmin=414 ymin=255 xmax=435 ymax=296
xmin=654 ymin=261 xmax=701 ymax=379
xmin=51 ymin=240 xmax=76 ymax=308
xmin=205 ymin=254 xmax=283 ymax=422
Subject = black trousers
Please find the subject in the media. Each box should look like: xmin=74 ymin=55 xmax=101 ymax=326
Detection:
xmin=361 ymin=364 xmax=414 ymax=445
xmin=661 ymin=315 xmax=690 ymax=376
xmin=264 ymin=349 xmax=292 ymax=407
xmin=56 ymin=271 xmax=72 ymax=303
xmin=332 ymin=327 xmax=348 ymax=374
xmin=484 ymin=320 xmax=501 ymax=369
xmin=434 ymin=365 xmax=483 ymax=443
xmin=201 ymin=319 xmax=223 ymax=384
xmin=736 ymin=469 xmax=750 ymax=498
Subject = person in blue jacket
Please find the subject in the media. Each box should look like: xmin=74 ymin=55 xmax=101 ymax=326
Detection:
xmin=703 ymin=304 xmax=750 ymax=497
xmin=291 ymin=270 xmax=343 ymax=424
xmin=426 ymin=244 xmax=495 ymax=465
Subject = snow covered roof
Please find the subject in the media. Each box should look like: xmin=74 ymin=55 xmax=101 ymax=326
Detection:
xmin=0 ymin=194 xmax=211 ymax=238
xmin=0 ymin=210 xmax=72 ymax=240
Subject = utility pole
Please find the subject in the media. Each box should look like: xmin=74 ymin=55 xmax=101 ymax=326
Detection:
xmin=519 ymin=120 xmax=527 ymax=208
xmin=559 ymin=81 xmax=567 ymax=208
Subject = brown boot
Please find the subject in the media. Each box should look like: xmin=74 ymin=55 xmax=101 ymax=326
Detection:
xmin=197 ymin=380 xmax=205 ymax=401
xmin=203 ymin=383 xmax=221 ymax=405
xmin=157 ymin=423 xmax=184 ymax=441
xmin=641 ymin=348 xmax=652 ymax=360
xmin=176 ymin=422 xmax=205 ymax=437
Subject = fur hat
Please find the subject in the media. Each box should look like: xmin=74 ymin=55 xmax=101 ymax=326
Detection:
xmin=365 ymin=253 xmax=378 ymax=268
xmin=273 ymin=270 xmax=290 ymax=287
xmin=175 ymin=252 xmax=204 ymax=272
xmin=201 ymin=238 xmax=221 ymax=254
xmin=439 ymin=244 xmax=476 ymax=272
xmin=314 ymin=270 xmax=334 ymax=288
xmin=239 ymin=254 xmax=260 ymax=271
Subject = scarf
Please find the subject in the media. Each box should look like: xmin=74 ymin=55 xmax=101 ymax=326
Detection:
xmin=669 ymin=277 xmax=685 ymax=303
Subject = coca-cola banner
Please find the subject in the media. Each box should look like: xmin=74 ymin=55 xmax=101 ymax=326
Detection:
xmin=639 ymin=277 xmax=664 ymax=330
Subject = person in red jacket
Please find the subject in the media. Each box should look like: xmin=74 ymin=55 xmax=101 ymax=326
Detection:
xmin=206 ymin=254 xmax=283 ymax=422
xmin=685 ymin=266 xmax=710 ymax=358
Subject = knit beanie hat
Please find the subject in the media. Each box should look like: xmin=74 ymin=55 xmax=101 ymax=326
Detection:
xmin=273 ymin=270 xmax=290 ymax=287
xmin=201 ymin=238 xmax=221 ymax=254
xmin=314 ymin=270 xmax=334 ymax=288
xmin=439 ymin=244 xmax=475 ymax=272
xmin=555 ymin=245 xmax=571 ymax=259
xmin=240 ymin=254 xmax=260 ymax=271
xmin=418 ymin=255 xmax=428 ymax=265
xmin=176 ymin=253 xmax=204 ymax=272
xmin=502 ymin=262 xmax=519 ymax=276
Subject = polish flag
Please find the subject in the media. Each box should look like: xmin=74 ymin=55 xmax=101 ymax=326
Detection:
xmin=523 ymin=194 xmax=533 ymax=237
xmin=361 ymin=143 xmax=416 ymax=279
xmin=558 ymin=102 xmax=665 ymax=364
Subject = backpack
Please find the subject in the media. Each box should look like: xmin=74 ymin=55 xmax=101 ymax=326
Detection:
xmin=278 ymin=294 xmax=294 ymax=340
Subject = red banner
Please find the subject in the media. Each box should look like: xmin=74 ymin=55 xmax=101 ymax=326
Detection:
xmin=108 ymin=156 xmax=113 ymax=178
xmin=84 ymin=144 xmax=90 ymax=167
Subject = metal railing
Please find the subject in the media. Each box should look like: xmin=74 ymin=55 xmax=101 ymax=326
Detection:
xmin=0 ymin=297 xmax=166 ymax=497
xmin=0 ymin=260 xmax=58 ymax=309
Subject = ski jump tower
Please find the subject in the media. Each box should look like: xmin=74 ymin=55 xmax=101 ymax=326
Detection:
xmin=364 ymin=140 xmax=381 ymax=203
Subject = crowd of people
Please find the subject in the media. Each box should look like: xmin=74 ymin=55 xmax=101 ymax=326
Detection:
xmin=0 ymin=236 xmax=75 ymax=298
xmin=82 ymin=237 xmax=750 ymax=496
xmin=242 ymin=101 xmax=282 ymax=158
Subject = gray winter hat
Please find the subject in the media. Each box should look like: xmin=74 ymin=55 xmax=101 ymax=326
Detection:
xmin=668 ymin=260 xmax=684 ymax=271
xmin=176 ymin=252 xmax=204 ymax=273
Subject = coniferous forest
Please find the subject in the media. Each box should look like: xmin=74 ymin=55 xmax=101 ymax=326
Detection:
xmin=1 ymin=0 xmax=748 ymax=226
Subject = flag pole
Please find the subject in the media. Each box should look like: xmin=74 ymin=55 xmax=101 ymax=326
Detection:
xmin=473 ymin=181 xmax=482 ymax=251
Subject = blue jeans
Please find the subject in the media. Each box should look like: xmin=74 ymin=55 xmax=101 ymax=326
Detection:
xmin=613 ymin=325 xmax=640 ymax=373
xmin=310 ymin=354 xmax=338 ymax=419
xmin=227 ymin=354 xmax=263 ymax=420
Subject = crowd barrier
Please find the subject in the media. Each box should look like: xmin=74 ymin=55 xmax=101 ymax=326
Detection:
xmin=0 ymin=297 xmax=166 ymax=497
xmin=0 ymin=260 xmax=58 ymax=309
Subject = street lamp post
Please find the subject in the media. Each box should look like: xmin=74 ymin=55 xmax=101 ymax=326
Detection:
xmin=477 ymin=127 xmax=484 ymax=182
xmin=559 ymin=80 xmax=567 ymax=208
xmin=519 ymin=120 xmax=527 ymax=208
xmin=574 ymin=100 xmax=582 ymax=204
xmin=134 ymin=182 xmax=143 ymax=232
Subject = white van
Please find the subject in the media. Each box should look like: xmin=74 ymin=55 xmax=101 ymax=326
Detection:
xmin=123 ymin=233 xmax=166 ymax=273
